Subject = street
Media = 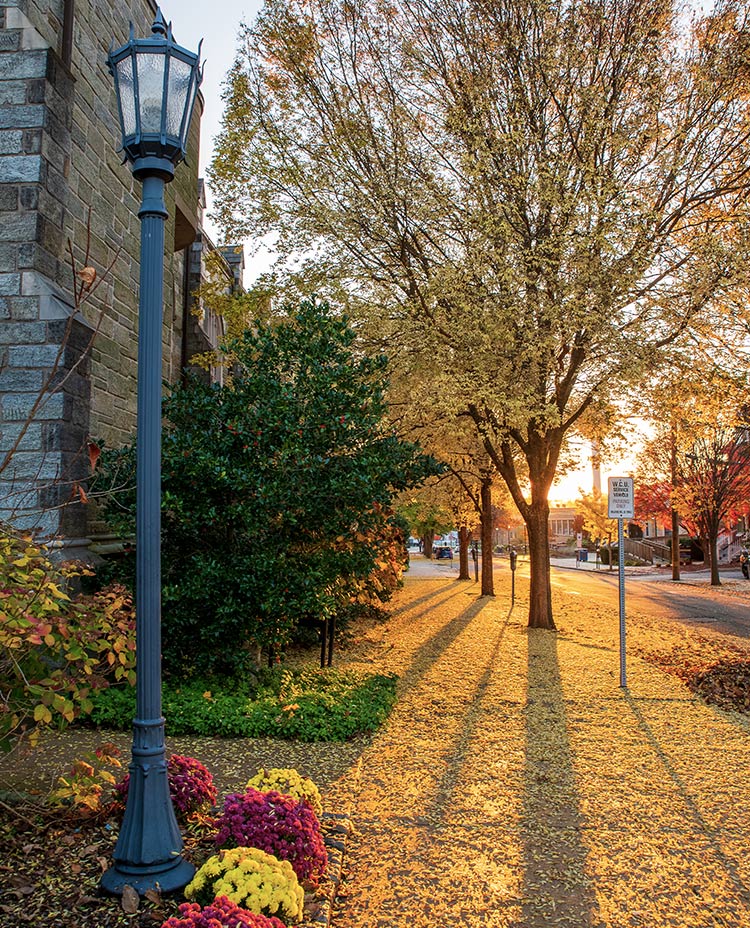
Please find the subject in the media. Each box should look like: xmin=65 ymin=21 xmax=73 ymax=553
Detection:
xmin=547 ymin=566 xmax=750 ymax=640
xmin=407 ymin=553 xmax=750 ymax=640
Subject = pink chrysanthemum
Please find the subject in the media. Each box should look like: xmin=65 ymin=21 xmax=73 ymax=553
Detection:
xmin=214 ymin=788 xmax=327 ymax=885
xmin=161 ymin=896 xmax=286 ymax=928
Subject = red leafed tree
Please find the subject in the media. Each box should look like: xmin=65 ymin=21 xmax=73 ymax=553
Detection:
xmin=634 ymin=481 xmax=672 ymax=533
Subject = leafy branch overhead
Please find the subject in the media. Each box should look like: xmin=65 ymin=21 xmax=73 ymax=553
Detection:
xmin=210 ymin=0 xmax=750 ymax=628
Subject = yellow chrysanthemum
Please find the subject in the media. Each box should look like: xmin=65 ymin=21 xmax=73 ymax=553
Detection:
xmin=185 ymin=845 xmax=304 ymax=922
xmin=245 ymin=766 xmax=323 ymax=816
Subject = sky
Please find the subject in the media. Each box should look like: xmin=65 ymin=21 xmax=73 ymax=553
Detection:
xmin=550 ymin=446 xmax=637 ymax=507
xmin=155 ymin=1 xmax=642 ymax=506
xmin=159 ymin=1 xmax=265 ymax=257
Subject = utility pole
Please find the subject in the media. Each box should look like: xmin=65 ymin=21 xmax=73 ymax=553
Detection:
xmin=671 ymin=427 xmax=681 ymax=582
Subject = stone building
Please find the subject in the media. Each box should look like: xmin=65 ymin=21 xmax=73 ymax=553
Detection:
xmin=0 ymin=0 xmax=239 ymax=555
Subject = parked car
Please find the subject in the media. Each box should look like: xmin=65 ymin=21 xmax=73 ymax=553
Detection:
xmin=434 ymin=545 xmax=454 ymax=560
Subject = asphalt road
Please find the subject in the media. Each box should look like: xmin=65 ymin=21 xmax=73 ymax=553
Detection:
xmin=406 ymin=553 xmax=750 ymax=640
xmin=548 ymin=563 xmax=750 ymax=639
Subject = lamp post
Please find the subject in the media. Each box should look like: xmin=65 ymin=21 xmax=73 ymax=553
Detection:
xmin=101 ymin=10 xmax=202 ymax=896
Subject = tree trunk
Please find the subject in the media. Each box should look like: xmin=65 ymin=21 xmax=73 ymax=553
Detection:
xmin=709 ymin=531 xmax=721 ymax=586
xmin=422 ymin=532 xmax=433 ymax=559
xmin=526 ymin=501 xmax=555 ymax=629
xmin=320 ymin=619 xmax=328 ymax=669
xmin=468 ymin=416 xmax=558 ymax=629
xmin=671 ymin=509 xmax=681 ymax=581
xmin=670 ymin=433 xmax=680 ymax=581
xmin=480 ymin=478 xmax=494 ymax=596
xmin=458 ymin=525 xmax=471 ymax=580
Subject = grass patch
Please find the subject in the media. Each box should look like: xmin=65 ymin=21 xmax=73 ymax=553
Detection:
xmin=87 ymin=666 xmax=398 ymax=741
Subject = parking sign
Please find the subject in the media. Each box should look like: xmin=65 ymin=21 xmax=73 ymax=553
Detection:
xmin=607 ymin=477 xmax=634 ymax=520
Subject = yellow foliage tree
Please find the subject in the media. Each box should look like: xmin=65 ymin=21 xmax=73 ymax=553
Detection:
xmin=211 ymin=0 xmax=750 ymax=629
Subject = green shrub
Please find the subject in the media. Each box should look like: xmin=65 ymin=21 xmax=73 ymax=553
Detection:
xmin=93 ymin=300 xmax=438 ymax=679
xmin=88 ymin=667 xmax=398 ymax=742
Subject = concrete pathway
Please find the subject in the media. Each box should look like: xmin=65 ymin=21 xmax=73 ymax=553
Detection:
xmin=326 ymin=572 xmax=750 ymax=928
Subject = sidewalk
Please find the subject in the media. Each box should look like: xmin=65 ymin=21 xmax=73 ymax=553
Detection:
xmin=326 ymin=571 xmax=750 ymax=928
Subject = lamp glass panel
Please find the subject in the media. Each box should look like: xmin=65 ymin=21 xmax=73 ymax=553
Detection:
xmin=166 ymin=57 xmax=192 ymax=138
xmin=115 ymin=56 xmax=136 ymax=137
xmin=136 ymin=52 xmax=166 ymax=133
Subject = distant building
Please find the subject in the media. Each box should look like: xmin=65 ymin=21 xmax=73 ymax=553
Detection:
xmin=548 ymin=505 xmax=578 ymax=544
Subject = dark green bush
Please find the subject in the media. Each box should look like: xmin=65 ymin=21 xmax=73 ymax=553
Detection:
xmin=87 ymin=667 xmax=398 ymax=742
xmin=94 ymin=300 xmax=438 ymax=678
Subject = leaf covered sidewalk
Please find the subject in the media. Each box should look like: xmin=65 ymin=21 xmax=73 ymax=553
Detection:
xmin=326 ymin=573 xmax=750 ymax=928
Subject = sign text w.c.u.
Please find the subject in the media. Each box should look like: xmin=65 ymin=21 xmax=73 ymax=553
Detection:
xmin=607 ymin=477 xmax=634 ymax=520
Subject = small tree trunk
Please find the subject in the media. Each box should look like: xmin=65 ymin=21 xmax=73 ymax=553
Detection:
xmin=422 ymin=532 xmax=433 ymax=559
xmin=320 ymin=619 xmax=328 ymax=668
xmin=327 ymin=614 xmax=336 ymax=665
xmin=709 ymin=531 xmax=721 ymax=586
xmin=458 ymin=525 xmax=471 ymax=580
xmin=526 ymin=501 xmax=555 ymax=629
xmin=480 ymin=478 xmax=494 ymax=596
xmin=670 ymin=433 xmax=680 ymax=581
xmin=671 ymin=508 xmax=681 ymax=581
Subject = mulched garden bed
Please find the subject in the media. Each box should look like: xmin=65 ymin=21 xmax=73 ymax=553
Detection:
xmin=0 ymin=801 xmax=348 ymax=928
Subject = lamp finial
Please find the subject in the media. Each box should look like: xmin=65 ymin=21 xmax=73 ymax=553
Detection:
xmin=152 ymin=9 xmax=168 ymax=36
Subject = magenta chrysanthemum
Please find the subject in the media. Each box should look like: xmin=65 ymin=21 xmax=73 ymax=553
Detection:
xmin=214 ymin=788 xmax=327 ymax=885
xmin=161 ymin=896 xmax=286 ymax=928
xmin=116 ymin=754 xmax=217 ymax=815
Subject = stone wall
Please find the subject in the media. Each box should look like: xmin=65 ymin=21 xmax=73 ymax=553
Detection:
xmin=0 ymin=0 xmax=203 ymax=551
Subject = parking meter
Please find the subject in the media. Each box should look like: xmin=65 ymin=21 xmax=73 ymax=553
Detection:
xmin=509 ymin=549 xmax=517 ymax=571
xmin=509 ymin=548 xmax=517 ymax=604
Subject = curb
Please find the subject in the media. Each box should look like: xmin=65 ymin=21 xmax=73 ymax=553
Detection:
xmin=301 ymin=812 xmax=351 ymax=927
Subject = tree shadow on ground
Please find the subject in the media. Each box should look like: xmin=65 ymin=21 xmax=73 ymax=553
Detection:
xmin=420 ymin=602 xmax=513 ymax=821
xmin=389 ymin=580 xmax=468 ymax=617
xmin=624 ymin=692 xmax=750 ymax=899
xmin=521 ymin=630 xmax=604 ymax=928
xmin=334 ymin=583 xmax=467 ymax=667
xmin=399 ymin=591 xmax=488 ymax=693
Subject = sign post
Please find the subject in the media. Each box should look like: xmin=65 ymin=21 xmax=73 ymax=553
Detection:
xmin=608 ymin=477 xmax=634 ymax=688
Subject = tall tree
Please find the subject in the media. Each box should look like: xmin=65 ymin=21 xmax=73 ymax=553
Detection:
xmin=633 ymin=320 xmax=750 ymax=581
xmin=211 ymin=0 xmax=750 ymax=628
xmin=676 ymin=423 xmax=750 ymax=585
xmin=398 ymin=493 xmax=453 ymax=559
xmin=388 ymin=362 xmax=503 ymax=590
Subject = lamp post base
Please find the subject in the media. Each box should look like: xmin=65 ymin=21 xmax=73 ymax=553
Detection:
xmin=100 ymin=718 xmax=194 ymax=897
xmin=101 ymin=856 xmax=195 ymax=897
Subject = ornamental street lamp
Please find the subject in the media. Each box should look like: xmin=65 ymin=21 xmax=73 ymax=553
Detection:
xmin=101 ymin=10 xmax=202 ymax=896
